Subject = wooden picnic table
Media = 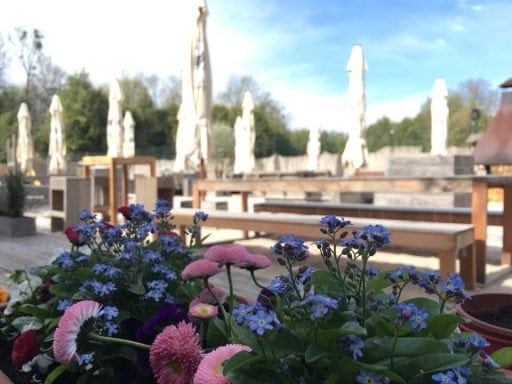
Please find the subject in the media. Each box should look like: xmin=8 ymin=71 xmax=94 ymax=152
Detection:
xmin=81 ymin=156 xmax=156 ymax=224
xmin=191 ymin=176 xmax=511 ymax=284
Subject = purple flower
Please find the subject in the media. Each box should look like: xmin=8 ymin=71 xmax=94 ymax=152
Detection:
xmin=432 ymin=370 xmax=456 ymax=384
xmin=233 ymin=304 xmax=254 ymax=325
xmin=300 ymin=293 xmax=338 ymax=319
xmin=357 ymin=369 xmax=385 ymax=384
xmin=248 ymin=310 xmax=276 ymax=335
xmin=154 ymin=199 xmax=171 ymax=217
xmin=99 ymin=305 xmax=119 ymax=320
xmin=135 ymin=303 xmax=188 ymax=372
xmin=271 ymin=234 xmax=309 ymax=262
xmin=56 ymin=298 xmax=73 ymax=311
xmin=319 ymin=215 xmax=351 ymax=233
xmin=193 ymin=210 xmax=208 ymax=222
xmin=341 ymin=335 xmax=364 ymax=360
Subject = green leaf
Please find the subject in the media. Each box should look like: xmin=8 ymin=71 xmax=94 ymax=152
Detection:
xmin=44 ymin=364 xmax=69 ymax=384
xmin=230 ymin=320 xmax=260 ymax=352
xmin=404 ymin=297 xmax=441 ymax=315
xmin=11 ymin=316 xmax=43 ymax=332
xmin=222 ymin=351 xmax=261 ymax=374
xmin=492 ymin=347 xmax=512 ymax=368
xmin=396 ymin=353 xmax=469 ymax=382
xmin=316 ymin=322 xmax=367 ymax=350
xmin=426 ymin=314 xmax=464 ymax=339
xmin=270 ymin=329 xmax=304 ymax=356
xmin=366 ymin=271 xmax=393 ymax=292
xmin=49 ymin=283 xmax=80 ymax=297
xmin=339 ymin=321 xmax=367 ymax=336
xmin=127 ymin=282 xmax=145 ymax=295
xmin=18 ymin=303 xmax=51 ymax=320
xmin=364 ymin=337 xmax=448 ymax=361
xmin=305 ymin=344 xmax=326 ymax=363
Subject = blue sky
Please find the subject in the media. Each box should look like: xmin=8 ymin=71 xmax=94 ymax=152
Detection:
xmin=1 ymin=0 xmax=511 ymax=132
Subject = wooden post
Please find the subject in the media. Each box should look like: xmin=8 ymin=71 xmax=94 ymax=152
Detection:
xmin=459 ymin=244 xmax=476 ymax=290
xmin=241 ymin=191 xmax=249 ymax=238
xmin=502 ymin=185 xmax=512 ymax=265
xmin=472 ymin=179 xmax=488 ymax=284
xmin=109 ymin=157 xmax=116 ymax=224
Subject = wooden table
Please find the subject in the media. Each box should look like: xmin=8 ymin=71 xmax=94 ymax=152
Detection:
xmin=472 ymin=176 xmax=512 ymax=283
xmin=191 ymin=176 xmax=509 ymax=285
xmin=81 ymin=156 xmax=156 ymax=224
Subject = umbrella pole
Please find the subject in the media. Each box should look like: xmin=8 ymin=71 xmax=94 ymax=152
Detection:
xmin=199 ymin=158 xmax=207 ymax=179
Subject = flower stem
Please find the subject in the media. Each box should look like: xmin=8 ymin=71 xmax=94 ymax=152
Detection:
xmin=250 ymin=270 xmax=266 ymax=289
xmin=89 ymin=332 xmax=150 ymax=350
xmin=205 ymin=280 xmax=231 ymax=338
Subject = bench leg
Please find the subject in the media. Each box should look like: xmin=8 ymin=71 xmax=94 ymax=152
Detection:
xmin=459 ymin=244 xmax=476 ymax=291
xmin=438 ymin=250 xmax=456 ymax=280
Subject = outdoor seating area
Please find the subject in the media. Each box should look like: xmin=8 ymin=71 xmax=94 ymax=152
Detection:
xmin=2 ymin=1 xmax=512 ymax=383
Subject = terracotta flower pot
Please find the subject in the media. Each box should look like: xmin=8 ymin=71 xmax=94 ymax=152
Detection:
xmin=455 ymin=293 xmax=512 ymax=354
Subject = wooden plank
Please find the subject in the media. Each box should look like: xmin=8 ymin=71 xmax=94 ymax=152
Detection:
xmin=193 ymin=177 xmax=473 ymax=194
xmin=472 ymin=179 xmax=488 ymax=284
xmin=253 ymin=201 xmax=503 ymax=226
xmin=171 ymin=208 xmax=475 ymax=288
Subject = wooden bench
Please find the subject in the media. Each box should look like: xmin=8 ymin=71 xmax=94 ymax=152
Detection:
xmin=172 ymin=208 xmax=476 ymax=290
xmin=253 ymin=200 xmax=503 ymax=226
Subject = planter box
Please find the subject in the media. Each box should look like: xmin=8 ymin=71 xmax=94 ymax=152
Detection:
xmin=0 ymin=215 xmax=36 ymax=237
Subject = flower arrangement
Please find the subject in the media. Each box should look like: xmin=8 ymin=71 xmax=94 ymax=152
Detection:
xmin=1 ymin=199 xmax=511 ymax=384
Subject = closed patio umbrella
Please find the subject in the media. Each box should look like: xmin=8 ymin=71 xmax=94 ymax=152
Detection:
xmin=233 ymin=91 xmax=255 ymax=174
xmin=48 ymin=94 xmax=67 ymax=174
xmin=306 ymin=126 xmax=321 ymax=171
xmin=106 ymin=79 xmax=124 ymax=157
xmin=174 ymin=0 xmax=212 ymax=174
xmin=16 ymin=102 xmax=35 ymax=176
xmin=342 ymin=44 xmax=368 ymax=173
xmin=430 ymin=77 xmax=449 ymax=155
xmin=123 ymin=111 xmax=135 ymax=158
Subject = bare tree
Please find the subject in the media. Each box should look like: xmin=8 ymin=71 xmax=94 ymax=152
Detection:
xmin=10 ymin=28 xmax=44 ymax=103
xmin=0 ymin=34 xmax=10 ymax=87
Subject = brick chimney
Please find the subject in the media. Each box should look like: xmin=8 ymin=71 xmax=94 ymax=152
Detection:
xmin=474 ymin=79 xmax=512 ymax=166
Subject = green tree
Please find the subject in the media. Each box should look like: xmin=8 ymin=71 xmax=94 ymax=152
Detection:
xmin=218 ymin=75 xmax=264 ymax=106
xmin=320 ymin=131 xmax=348 ymax=154
xmin=365 ymin=117 xmax=394 ymax=152
xmin=0 ymin=86 xmax=24 ymax=161
xmin=210 ymin=121 xmax=235 ymax=175
xmin=286 ymin=129 xmax=309 ymax=156
xmin=60 ymin=71 xmax=108 ymax=156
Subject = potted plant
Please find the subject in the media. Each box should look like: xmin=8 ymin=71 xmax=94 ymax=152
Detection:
xmin=456 ymin=293 xmax=512 ymax=354
xmin=0 ymin=170 xmax=36 ymax=236
xmin=0 ymin=201 xmax=511 ymax=383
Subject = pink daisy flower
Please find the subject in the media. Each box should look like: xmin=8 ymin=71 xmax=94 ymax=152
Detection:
xmin=189 ymin=303 xmax=218 ymax=319
xmin=204 ymin=245 xmax=251 ymax=267
xmin=53 ymin=300 xmax=102 ymax=364
xmin=181 ymin=259 xmax=224 ymax=280
xmin=193 ymin=344 xmax=252 ymax=384
xmin=190 ymin=285 xmax=227 ymax=308
xmin=150 ymin=321 xmax=201 ymax=384
xmin=238 ymin=253 xmax=272 ymax=271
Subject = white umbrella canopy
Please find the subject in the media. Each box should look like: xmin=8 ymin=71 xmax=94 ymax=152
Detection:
xmin=106 ymin=79 xmax=124 ymax=157
xmin=306 ymin=126 xmax=321 ymax=171
xmin=48 ymin=94 xmax=67 ymax=174
xmin=234 ymin=91 xmax=256 ymax=174
xmin=16 ymin=102 xmax=35 ymax=176
xmin=430 ymin=77 xmax=449 ymax=155
xmin=123 ymin=111 xmax=135 ymax=158
xmin=174 ymin=0 xmax=212 ymax=174
xmin=342 ymin=44 xmax=368 ymax=172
